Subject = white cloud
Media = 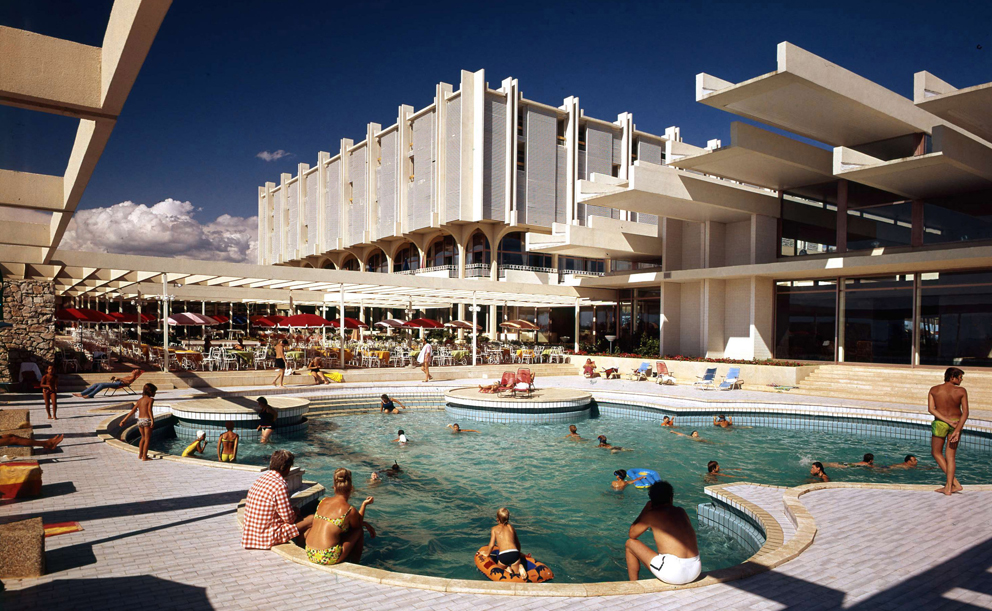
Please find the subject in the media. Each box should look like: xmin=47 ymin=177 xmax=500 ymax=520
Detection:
xmin=256 ymin=149 xmax=291 ymax=161
xmin=60 ymin=199 xmax=258 ymax=264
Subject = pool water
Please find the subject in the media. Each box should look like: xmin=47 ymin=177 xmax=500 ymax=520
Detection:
xmin=155 ymin=411 xmax=992 ymax=583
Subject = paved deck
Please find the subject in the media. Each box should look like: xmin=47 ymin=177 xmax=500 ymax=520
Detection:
xmin=2 ymin=382 xmax=992 ymax=610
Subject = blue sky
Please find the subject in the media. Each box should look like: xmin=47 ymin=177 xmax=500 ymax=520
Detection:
xmin=2 ymin=0 xmax=990 ymax=222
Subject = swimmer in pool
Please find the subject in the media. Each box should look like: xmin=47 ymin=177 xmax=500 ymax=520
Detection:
xmin=713 ymin=415 xmax=733 ymax=428
xmin=670 ymin=430 xmax=711 ymax=443
xmin=384 ymin=462 xmax=402 ymax=477
xmin=565 ymin=424 xmax=585 ymax=440
xmin=823 ymin=453 xmax=875 ymax=469
xmin=392 ymin=429 xmax=409 ymax=443
xmin=368 ymin=471 xmax=382 ymax=486
xmin=886 ymin=454 xmax=919 ymax=470
xmin=704 ymin=461 xmax=740 ymax=481
xmin=809 ymin=462 xmax=830 ymax=482
xmin=447 ymin=423 xmax=480 ymax=434
xmin=661 ymin=416 xmax=675 ymax=427
xmin=612 ymin=469 xmax=647 ymax=491
xmin=597 ymin=435 xmax=632 ymax=453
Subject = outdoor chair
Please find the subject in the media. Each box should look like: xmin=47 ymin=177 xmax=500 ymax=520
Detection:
xmin=547 ymin=346 xmax=566 ymax=363
xmin=694 ymin=367 xmax=718 ymax=389
xmin=516 ymin=368 xmax=535 ymax=392
xmin=626 ymin=362 xmax=651 ymax=381
xmin=654 ymin=362 xmax=676 ymax=385
xmin=718 ymin=367 xmax=744 ymax=391
xmin=252 ymin=348 xmax=269 ymax=370
xmin=105 ymin=369 xmax=143 ymax=397
xmin=202 ymin=348 xmax=222 ymax=371
xmin=221 ymin=349 xmax=240 ymax=371
xmin=492 ymin=371 xmax=517 ymax=395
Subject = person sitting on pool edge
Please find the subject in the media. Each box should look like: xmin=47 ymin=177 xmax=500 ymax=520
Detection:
xmin=565 ymin=424 xmax=584 ymax=440
xmin=887 ymin=454 xmax=918 ymax=469
xmin=478 ymin=507 xmax=528 ymax=580
xmin=824 ymin=453 xmax=874 ymax=468
xmin=218 ymin=421 xmax=239 ymax=462
xmin=182 ymin=430 xmax=207 ymax=458
xmin=447 ymin=423 xmax=480 ymax=434
xmin=612 ymin=469 xmax=647 ymax=491
xmin=625 ymin=481 xmax=701 ymax=585
xmin=661 ymin=416 xmax=675 ymax=427
xmin=308 ymin=356 xmax=330 ymax=385
xmin=304 ymin=467 xmax=375 ymax=565
xmin=380 ymin=394 xmax=406 ymax=414
xmin=713 ymin=415 xmax=733 ymax=428
xmin=810 ymin=462 xmax=830 ymax=482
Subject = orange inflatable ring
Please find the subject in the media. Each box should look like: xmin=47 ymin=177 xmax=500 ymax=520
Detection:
xmin=474 ymin=546 xmax=554 ymax=583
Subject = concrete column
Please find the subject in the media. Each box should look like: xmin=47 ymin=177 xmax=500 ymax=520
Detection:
xmin=161 ymin=275 xmax=169 ymax=372
xmin=702 ymin=279 xmax=725 ymax=358
xmin=573 ymin=298 xmax=580 ymax=354
xmin=836 ymin=179 xmax=848 ymax=253
xmin=471 ymin=292 xmax=478 ymax=367
xmin=457 ymin=303 xmax=465 ymax=340
xmin=562 ymin=96 xmax=580 ymax=224
xmin=339 ymin=287 xmax=346 ymax=368
xmin=502 ymin=77 xmax=518 ymax=225
xmin=751 ymin=276 xmax=774 ymax=360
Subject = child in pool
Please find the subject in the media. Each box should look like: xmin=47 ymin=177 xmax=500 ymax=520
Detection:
xmin=392 ymin=429 xmax=408 ymax=443
xmin=612 ymin=469 xmax=647 ymax=491
xmin=478 ymin=507 xmax=528 ymax=580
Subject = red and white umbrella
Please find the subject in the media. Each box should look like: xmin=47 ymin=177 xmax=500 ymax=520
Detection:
xmin=445 ymin=320 xmax=481 ymax=330
xmin=500 ymin=319 xmax=540 ymax=331
xmin=329 ymin=317 xmax=369 ymax=329
xmin=374 ymin=319 xmax=406 ymax=328
xmin=168 ymin=313 xmax=220 ymax=326
xmin=402 ymin=318 xmax=444 ymax=329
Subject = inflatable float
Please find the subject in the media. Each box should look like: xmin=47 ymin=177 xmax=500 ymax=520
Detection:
xmin=475 ymin=546 xmax=554 ymax=583
xmin=628 ymin=468 xmax=661 ymax=489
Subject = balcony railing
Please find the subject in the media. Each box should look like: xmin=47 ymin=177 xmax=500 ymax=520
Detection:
xmin=498 ymin=265 xmax=557 ymax=279
xmin=465 ymin=262 xmax=490 ymax=278
xmin=414 ymin=264 xmax=457 ymax=278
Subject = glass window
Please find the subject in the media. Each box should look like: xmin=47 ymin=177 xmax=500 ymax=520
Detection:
xmin=578 ymin=306 xmax=595 ymax=347
xmin=393 ymin=245 xmax=420 ymax=273
xmin=365 ymin=251 xmax=388 ymax=273
xmin=427 ymin=235 xmax=458 ymax=268
xmin=923 ymin=190 xmax=992 ymax=245
xmin=466 ymin=232 xmax=491 ymax=265
xmin=780 ymin=193 xmax=837 ymax=257
xmin=560 ymin=256 xmax=605 ymax=274
xmin=842 ymin=275 xmax=913 ymax=364
xmin=497 ymin=232 xmax=551 ymax=269
xmin=775 ymin=280 xmax=837 ymax=361
xmin=920 ymin=271 xmax=992 ymax=367
xmin=847 ymin=203 xmax=913 ymax=251
xmin=341 ymin=257 xmax=360 ymax=271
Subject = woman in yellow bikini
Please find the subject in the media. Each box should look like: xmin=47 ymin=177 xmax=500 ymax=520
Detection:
xmin=305 ymin=468 xmax=376 ymax=565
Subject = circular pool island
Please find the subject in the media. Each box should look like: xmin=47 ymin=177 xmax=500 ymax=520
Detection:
xmin=171 ymin=395 xmax=309 ymax=441
xmin=444 ymin=386 xmax=592 ymax=424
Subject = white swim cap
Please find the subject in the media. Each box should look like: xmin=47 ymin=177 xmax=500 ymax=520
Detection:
xmin=196 ymin=430 xmax=206 ymax=439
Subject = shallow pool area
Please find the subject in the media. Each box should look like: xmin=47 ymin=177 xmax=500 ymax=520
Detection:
xmin=152 ymin=405 xmax=992 ymax=584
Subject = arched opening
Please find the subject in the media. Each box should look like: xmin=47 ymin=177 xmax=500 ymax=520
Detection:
xmin=302 ymin=262 xmax=315 ymax=268
xmin=365 ymin=249 xmax=388 ymax=273
xmin=497 ymin=232 xmax=551 ymax=269
xmin=341 ymin=255 xmax=360 ymax=271
xmin=393 ymin=243 xmax=420 ymax=273
xmin=466 ymin=231 xmax=491 ymax=278
xmin=320 ymin=260 xmax=336 ymax=270
xmin=426 ymin=234 xmax=459 ymax=268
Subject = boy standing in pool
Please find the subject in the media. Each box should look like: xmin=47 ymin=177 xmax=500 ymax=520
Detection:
xmin=929 ymin=367 xmax=969 ymax=495
xmin=217 ymin=421 xmax=239 ymax=462
xmin=478 ymin=507 xmax=528 ymax=580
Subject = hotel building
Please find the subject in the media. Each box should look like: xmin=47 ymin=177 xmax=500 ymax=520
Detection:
xmin=258 ymin=43 xmax=992 ymax=367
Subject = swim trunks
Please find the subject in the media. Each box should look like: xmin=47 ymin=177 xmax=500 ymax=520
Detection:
xmin=137 ymin=418 xmax=152 ymax=428
xmin=497 ymin=549 xmax=522 ymax=566
xmin=274 ymin=358 xmax=286 ymax=369
xmin=932 ymin=419 xmax=958 ymax=438
xmin=649 ymin=554 xmax=701 ymax=585
xmin=220 ymin=453 xmax=235 ymax=462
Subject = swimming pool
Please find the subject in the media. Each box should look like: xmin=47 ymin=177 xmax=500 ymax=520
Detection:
xmin=153 ymin=404 xmax=992 ymax=584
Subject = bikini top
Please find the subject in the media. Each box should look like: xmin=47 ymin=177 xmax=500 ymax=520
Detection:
xmin=314 ymin=503 xmax=353 ymax=532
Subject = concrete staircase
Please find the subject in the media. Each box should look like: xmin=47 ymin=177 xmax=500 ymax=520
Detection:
xmin=792 ymin=365 xmax=992 ymax=412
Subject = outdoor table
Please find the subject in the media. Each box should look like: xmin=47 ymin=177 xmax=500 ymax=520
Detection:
xmin=451 ymin=349 xmax=469 ymax=363
xmin=286 ymin=351 xmax=305 ymax=363
xmin=374 ymin=350 xmax=390 ymax=365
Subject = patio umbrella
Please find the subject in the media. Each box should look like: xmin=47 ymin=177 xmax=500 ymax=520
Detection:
xmin=212 ymin=315 xmax=230 ymax=324
xmin=55 ymin=308 xmax=91 ymax=323
xmin=402 ymin=318 xmax=444 ymax=329
xmin=168 ymin=313 xmax=220 ymax=326
xmin=75 ymin=308 xmax=117 ymax=324
xmin=500 ymin=319 xmax=540 ymax=331
xmin=108 ymin=312 xmax=156 ymax=324
xmin=232 ymin=315 xmax=248 ymax=325
xmin=329 ymin=317 xmax=369 ymax=329
xmin=280 ymin=313 xmax=332 ymax=328
xmin=445 ymin=320 xmax=481 ymax=330
xmin=249 ymin=316 xmax=278 ymax=327
xmin=374 ymin=319 xmax=406 ymax=328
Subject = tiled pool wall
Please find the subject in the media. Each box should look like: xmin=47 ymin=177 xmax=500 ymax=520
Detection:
xmin=594 ymin=401 xmax=992 ymax=452
xmin=444 ymin=404 xmax=591 ymax=424
xmin=697 ymin=501 xmax=765 ymax=556
xmin=196 ymin=388 xmax=992 ymax=451
xmin=174 ymin=419 xmax=309 ymax=443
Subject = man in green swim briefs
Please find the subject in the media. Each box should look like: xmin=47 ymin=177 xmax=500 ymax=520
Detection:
xmin=928 ymin=367 xmax=969 ymax=495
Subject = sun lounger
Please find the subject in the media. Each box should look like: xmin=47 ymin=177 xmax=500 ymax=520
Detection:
xmin=625 ymin=362 xmax=651 ymax=381
xmin=654 ymin=362 xmax=676 ymax=385
xmin=718 ymin=367 xmax=744 ymax=390
xmin=694 ymin=367 xmax=717 ymax=389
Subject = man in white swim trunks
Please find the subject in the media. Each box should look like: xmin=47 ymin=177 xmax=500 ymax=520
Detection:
xmin=625 ymin=481 xmax=701 ymax=585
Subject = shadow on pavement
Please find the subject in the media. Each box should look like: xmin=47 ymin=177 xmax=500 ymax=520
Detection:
xmin=2 ymin=575 xmax=215 ymax=611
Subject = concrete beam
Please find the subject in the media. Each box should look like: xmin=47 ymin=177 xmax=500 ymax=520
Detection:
xmin=0 ymin=169 xmax=65 ymax=211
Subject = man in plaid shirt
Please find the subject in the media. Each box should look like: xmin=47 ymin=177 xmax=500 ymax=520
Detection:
xmin=241 ymin=450 xmax=313 ymax=549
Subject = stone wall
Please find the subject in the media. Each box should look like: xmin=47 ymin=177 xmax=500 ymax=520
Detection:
xmin=0 ymin=280 xmax=56 ymax=386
